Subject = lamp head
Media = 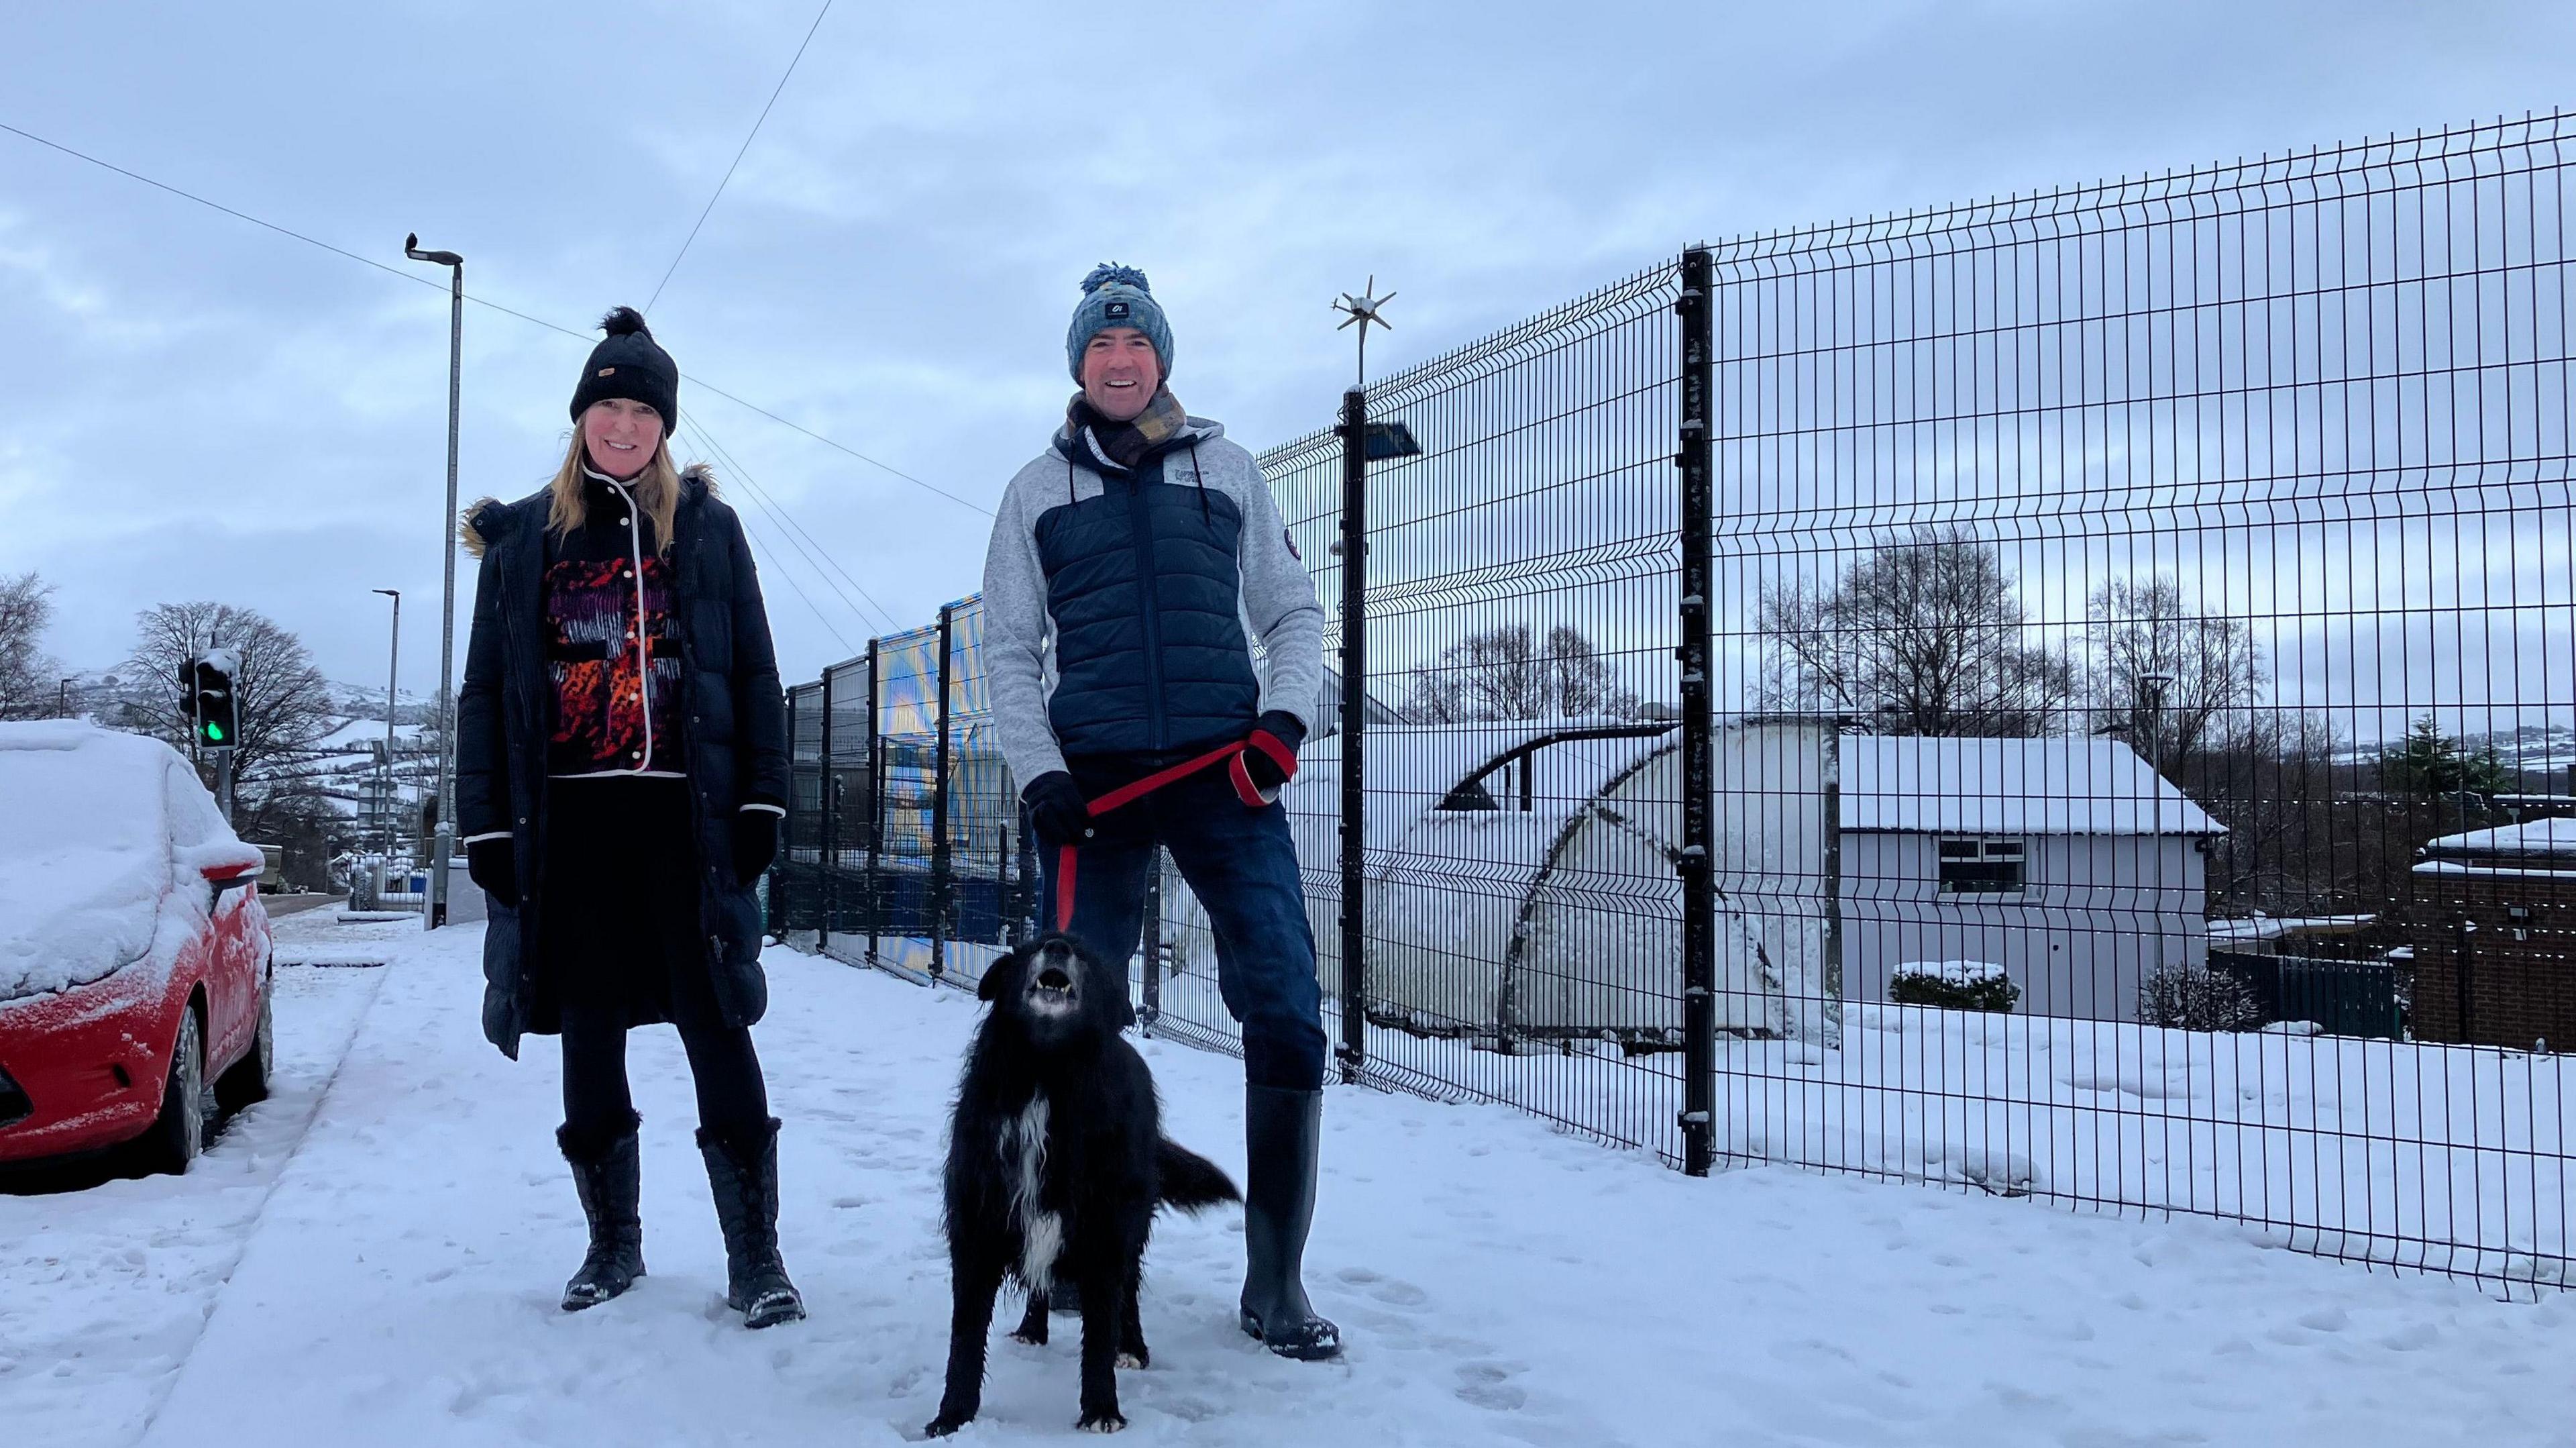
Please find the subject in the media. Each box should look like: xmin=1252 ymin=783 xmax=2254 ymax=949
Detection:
xmin=404 ymin=234 xmax=464 ymax=266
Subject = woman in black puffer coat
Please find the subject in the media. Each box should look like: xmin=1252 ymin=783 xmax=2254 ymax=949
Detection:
xmin=455 ymin=306 xmax=801 ymax=1329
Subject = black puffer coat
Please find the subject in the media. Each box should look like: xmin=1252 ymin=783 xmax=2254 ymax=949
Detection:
xmin=456 ymin=465 xmax=788 ymax=1058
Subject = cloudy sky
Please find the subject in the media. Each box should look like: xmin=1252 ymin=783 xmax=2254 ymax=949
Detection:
xmin=3 ymin=0 xmax=2570 ymax=699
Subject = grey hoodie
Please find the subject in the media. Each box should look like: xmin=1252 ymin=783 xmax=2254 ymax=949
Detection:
xmin=980 ymin=415 xmax=1325 ymax=786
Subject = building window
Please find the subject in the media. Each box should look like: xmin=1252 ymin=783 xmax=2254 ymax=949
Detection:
xmin=1937 ymin=837 xmax=2025 ymax=894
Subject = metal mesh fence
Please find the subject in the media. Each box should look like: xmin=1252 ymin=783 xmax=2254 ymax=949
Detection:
xmin=782 ymin=111 xmax=2575 ymax=1292
xmin=1695 ymin=115 xmax=2575 ymax=1288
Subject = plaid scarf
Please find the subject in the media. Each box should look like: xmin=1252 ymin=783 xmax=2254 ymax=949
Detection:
xmin=1071 ymin=386 xmax=1189 ymax=473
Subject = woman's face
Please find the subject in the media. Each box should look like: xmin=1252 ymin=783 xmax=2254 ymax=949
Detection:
xmin=581 ymin=398 xmax=663 ymax=479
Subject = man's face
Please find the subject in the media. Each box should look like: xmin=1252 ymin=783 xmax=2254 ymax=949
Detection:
xmin=1079 ymin=327 xmax=1161 ymax=422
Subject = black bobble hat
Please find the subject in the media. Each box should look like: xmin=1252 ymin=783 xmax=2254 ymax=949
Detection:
xmin=570 ymin=307 xmax=678 ymax=431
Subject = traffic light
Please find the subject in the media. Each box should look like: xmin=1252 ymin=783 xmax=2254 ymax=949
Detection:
xmin=187 ymin=653 xmax=239 ymax=749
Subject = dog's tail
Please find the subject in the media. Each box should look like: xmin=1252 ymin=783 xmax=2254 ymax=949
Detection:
xmin=1155 ymin=1139 xmax=1242 ymax=1212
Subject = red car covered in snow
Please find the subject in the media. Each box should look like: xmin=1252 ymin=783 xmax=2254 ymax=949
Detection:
xmin=0 ymin=721 xmax=273 ymax=1174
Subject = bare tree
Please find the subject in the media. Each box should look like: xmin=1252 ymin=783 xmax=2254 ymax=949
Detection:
xmin=118 ymin=602 xmax=333 ymax=793
xmin=1756 ymin=529 xmax=2072 ymax=737
xmin=1400 ymin=623 xmax=1640 ymax=723
xmin=2185 ymin=711 xmax=2358 ymax=915
xmin=2084 ymin=577 xmax=2261 ymax=774
xmin=0 ymin=572 xmax=68 ymax=721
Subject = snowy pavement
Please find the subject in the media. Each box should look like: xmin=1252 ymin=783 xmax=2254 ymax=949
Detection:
xmin=8 ymin=915 xmax=2576 ymax=1446
xmin=0 ymin=917 xmax=390 ymax=1446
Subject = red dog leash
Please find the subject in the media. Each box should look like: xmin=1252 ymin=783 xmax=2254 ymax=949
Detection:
xmin=1051 ymin=731 xmax=1297 ymax=931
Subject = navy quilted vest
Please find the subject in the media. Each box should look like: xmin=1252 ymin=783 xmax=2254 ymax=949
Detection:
xmin=1035 ymin=452 xmax=1259 ymax=756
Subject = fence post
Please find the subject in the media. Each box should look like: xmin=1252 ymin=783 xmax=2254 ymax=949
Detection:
xmin=931 ymin=603 xmax=956 ymax=982
xmin=1335 ymin=384 xmax=1368 ymax=1084
xmin=818 ymin=666 xmax=836 ymax=953
xmin=781 ymin=685 xmax=802 ymax=934
xmin=1820 ymin=725 xmax=1844 ymax=1050
xmin=1140 ymin=848 xmax=1163 ymax=1034
xmin=866 ymin=643 xmax=883 ymax=964
xmin=1016 ymin=801 xmax=1037 ymax=942
xmin=1676 ymin=246 xmax=1717 ymax=1177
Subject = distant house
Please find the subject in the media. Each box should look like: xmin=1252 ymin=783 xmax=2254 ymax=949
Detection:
xmin=1838 ymin=736 xmax=2225 ymax=1022
xmin=2407 ymin=817 xmax=2576 ymax=1049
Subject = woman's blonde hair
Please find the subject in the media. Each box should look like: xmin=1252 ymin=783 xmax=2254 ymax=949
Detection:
xmin=547 ymin=425 xmax=682 ymax=554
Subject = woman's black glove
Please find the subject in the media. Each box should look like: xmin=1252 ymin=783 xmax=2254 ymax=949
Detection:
xmin=734 ymin=809 xmax=779 ymax=886
xmin=1022 ymin=770 xmax=1093 ymax=848
xmin=466 ymin=837 xmax=516 ymax=903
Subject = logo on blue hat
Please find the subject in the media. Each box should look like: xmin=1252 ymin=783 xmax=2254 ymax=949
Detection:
xmin=1106 ymin=301 xmax=1132 ymax=319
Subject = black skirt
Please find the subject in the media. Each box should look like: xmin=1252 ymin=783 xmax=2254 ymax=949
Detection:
xmin=539 ymin=776 xmax=706 ymax=1028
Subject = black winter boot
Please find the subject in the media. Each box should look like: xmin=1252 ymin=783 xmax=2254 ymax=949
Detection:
xmin=1239 ymin=1085 xmax=1342 ymax=1360
xmin=557 ymin=1113 xmax=645 ymax=1312
xmin=697 ymin=1117 xmax=805 ymax=1329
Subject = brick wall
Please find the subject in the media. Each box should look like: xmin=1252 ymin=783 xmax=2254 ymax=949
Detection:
xmin=2405 ymin=868 xmax=2576 ymax=1049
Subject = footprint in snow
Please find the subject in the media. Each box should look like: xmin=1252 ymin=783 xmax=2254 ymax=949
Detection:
xmin=1455 ymin=1361 xmax=1529 ymax=1412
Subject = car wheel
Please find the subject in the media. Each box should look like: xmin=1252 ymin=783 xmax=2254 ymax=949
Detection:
xmin=215 ymin=972 xmax=274 ymax=1112
xmin=140 ymin=1006 xmax=209 ymax=1176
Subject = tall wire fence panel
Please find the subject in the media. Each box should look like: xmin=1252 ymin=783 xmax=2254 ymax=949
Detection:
xmin=780 ymin=111 xmax=2574 ymax=1292
xmin=1704 ymin=114 xmax=2573 ymax=1290
xmin=1154 ymin=264 xmax=1700 ymax=1162
xmin=773 ymin=597 xmax=1036 ymax=993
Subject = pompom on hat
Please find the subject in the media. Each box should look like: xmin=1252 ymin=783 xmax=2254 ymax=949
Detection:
xmin=1065 ymin=263 xmax=1173 ymax=382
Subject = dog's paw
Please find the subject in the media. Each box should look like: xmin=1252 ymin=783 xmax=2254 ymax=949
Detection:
xmin=1116 ymin=1349 xmax=1148 ymax=1370
xmin=1076 ymin=1410 xmax=1128 ymax=1434
xmin=924 ymin=1412 xmax=974 ymax=1437
xmin=1010 ymin=1328 xmax=1047 ymax=1347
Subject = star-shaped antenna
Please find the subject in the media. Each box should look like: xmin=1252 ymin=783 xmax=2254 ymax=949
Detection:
xmin=1332 ymin=275 xmax=1397 ymax=387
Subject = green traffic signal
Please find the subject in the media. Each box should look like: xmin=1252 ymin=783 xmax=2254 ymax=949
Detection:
xmin=205 ymin=723 xmax=225 ymax=743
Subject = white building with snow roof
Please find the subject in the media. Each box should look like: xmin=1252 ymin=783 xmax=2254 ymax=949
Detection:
xmin=1837 ymin=735 xmax=2224 ymax=1022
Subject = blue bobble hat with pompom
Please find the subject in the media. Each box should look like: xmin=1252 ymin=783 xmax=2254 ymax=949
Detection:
xmin=1066 ymin=263 xmax=1173 ymax=382
xmin=570 ymin=306 xmax=680 ymax=433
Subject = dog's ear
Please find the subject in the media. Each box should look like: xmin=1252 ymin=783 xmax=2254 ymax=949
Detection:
xmin=977 ymin=958 xmax=1011 ymax=1002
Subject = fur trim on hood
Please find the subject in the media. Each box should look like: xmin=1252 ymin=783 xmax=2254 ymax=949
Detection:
xmin=459 ymin=463 xmax=718 ymax=558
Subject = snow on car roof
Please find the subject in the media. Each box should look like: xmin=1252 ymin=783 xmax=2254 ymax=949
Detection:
xmin=1839 ymin=735 xmax=2224 ymax=837
xmin=0 ymin=722 xmax=193 ymax=1000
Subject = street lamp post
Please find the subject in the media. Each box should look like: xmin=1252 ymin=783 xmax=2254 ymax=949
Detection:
xmin=2137 ymin=672 xmax=2175 ymax=780
xmin=405 ymin=234 xmax=464 ymax=928
xmin=374 ymin=588 xmax=401 ymax=864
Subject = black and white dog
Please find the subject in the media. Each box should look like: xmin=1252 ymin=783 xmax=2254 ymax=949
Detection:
xmin=927 ymin=933 xmax=1239 ymax=1437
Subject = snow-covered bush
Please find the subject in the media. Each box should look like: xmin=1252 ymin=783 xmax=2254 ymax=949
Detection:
xmin=1887 ymin=960 xmax=2019 ymax=1014
xmin=2137 ymin=964 xmax=2262 ymax=1032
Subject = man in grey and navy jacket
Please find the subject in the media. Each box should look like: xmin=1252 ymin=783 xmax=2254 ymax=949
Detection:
xmin=981 ymin=263 xmax=1340 ymax=1361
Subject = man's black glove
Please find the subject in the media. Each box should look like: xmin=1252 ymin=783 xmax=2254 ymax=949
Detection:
xmin=1234 ymin=711 xmax=1306 ymax=803
xmin=1022 ymin=770 xmax=1093 ymax=848
xmin=734 ymin=809 xmax=780 ymax=886
xmin=466 ymin=837 xmax=516 ymax=903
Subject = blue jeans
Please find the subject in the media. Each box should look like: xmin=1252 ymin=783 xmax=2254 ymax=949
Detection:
xmin=1041 ymin=765 xmax=1328 ymax=1091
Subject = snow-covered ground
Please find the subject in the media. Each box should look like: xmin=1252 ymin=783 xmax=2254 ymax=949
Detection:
xmin=0 ymin=915 xmax=391 ymax=1445
xmin=1198 ymin=970 xmax=2576 ymax=1286
xmin=8 ymin=913 xmax=2576 ymax=1446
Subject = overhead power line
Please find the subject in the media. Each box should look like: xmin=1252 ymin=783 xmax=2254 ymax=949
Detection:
xmin=680 ymin=409 xmax=898 ymax=635
xmin=645 ymin=0 xmax=835 ymax=315
xmin=0 ymin=115 xmax=987 ymax=517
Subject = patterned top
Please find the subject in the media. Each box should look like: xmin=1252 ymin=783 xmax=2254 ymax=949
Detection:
xmin=545 ymin=472 xmax=686 ymax=778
